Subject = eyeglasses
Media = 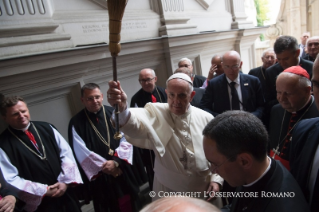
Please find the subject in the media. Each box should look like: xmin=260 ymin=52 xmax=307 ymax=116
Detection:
xmin=86 ymin=96 xmax=101 ymax=101
xmin=223 ymin=64 xmax=240 ymax=70
xmin=139 ymin=77 xmax=155 ymax=83
xmin=210 ymin=156 xmax=235 ymax=173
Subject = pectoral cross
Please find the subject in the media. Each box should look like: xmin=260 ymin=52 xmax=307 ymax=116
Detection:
xmin=109 ymin=149 xmax=114 ymax=156
xmin=272 ymin=146 xmax=280 ymax=159
xmin=179 ymin=150 xmax=188 ymax=170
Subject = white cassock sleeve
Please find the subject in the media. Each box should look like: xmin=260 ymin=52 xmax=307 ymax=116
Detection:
xmin=71 ymin=126 xmax=107 ymax=181
xmin=51 ymin=126 xmax=83 ymax=184
xmin=0 ymin=148 xmax=47 ymax=212
xmin=71 ymin=126 xmax=133 ymax=181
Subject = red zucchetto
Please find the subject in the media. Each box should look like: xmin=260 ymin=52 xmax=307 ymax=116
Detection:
xmin=283 ymin=66 xmax=310 ymax=79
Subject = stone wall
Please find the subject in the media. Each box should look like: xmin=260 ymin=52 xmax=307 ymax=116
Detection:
xmin=0 ymin=0 xmax=266 ymax=138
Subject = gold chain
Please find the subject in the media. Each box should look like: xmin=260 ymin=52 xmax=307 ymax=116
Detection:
xmin=84 ymin=106 xmax=113 ymax=156
xmin=260 ymin=66 xmax=266 ymax=80
xmin=7 ymin=123 xmax=47 ymax=160
xmin=155 ymin=87 xmax=163 ymax=103
xmin=275 ymin=97 xmax=314 ymax=153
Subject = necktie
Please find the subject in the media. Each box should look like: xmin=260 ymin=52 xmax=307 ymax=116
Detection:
xmin=25 ymin=129 xmax=39 ymax=150
xmin=311 ymin=168 xmax=319 ymax=212
xmin=151 ymin=94 xmax=157 ymax=103
xmin=230 ymin=82 xmax=240 ymax=110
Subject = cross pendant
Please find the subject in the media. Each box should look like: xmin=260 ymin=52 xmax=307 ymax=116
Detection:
xmin=272 ymin=146 xmax=280 ymax=159
xmin=109 ymin=149 xmax=114 ymax=156
xmin=179 ymin=150 xmax=188 ymax=170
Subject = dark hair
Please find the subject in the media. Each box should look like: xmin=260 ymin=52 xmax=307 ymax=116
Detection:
xmin=0 ymin=96 xmax=25 ymax=116
xmin=81 ymin=83 xmax=100 ymax=97
xmin=274 ymin=35 xmax=299 ymax=54
xmin=202 ymin=111 xmax=268 ymax=162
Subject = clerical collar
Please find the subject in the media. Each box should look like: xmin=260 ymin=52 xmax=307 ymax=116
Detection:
xmin=290 ymin=95 xmax=312 ymax=114
xmin=142 ymin=86 xmax=157 ymax=94
xmin=12 ymin=122 xmax=30 ymax=132
xmin=243 ymin=156 xmax=271 ymax=187
xmin=226 ymin=75 xmax=240 ymax=85
xmin=86 ymin=107 xmax=102 ymax=115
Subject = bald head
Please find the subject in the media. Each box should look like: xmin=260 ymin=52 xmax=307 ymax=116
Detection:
xmin=276 ymin=72 xmax=311 ymax=112
xmin=221 ymin=51 xmax=242 ymax=81
xmin=140 ymin=197 xmax=220 ymax=212
xmin=139 ymin=68 xmax=157 ymax=93
xmin=211 ymin=55 xmax=224 ymax=76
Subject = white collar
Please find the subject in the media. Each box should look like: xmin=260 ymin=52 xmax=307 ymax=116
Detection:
xmin=226 ymin=75 xmax=240 ymax=84
xmin=13 ymin=122 xmax=30 ymax=132
xmin=243 ymin=156 xmax=272 ymax=187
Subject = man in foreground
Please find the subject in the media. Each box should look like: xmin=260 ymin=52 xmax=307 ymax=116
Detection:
xmin=0 ymin=96 xmax=83 ymax=212
xmin=68 ymin=83 xmax=147 ymax=212
xmin=203 ymin=110 xmax=310 ymax=212
xmin=107 ymin=73 xmax=223 ymax=207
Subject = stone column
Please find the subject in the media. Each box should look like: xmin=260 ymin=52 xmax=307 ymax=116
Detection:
xmin=229 ymin=0 xmax=254 ymax=29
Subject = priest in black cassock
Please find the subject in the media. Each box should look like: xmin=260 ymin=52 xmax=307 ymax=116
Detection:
xmin=69 ymin=83 xmax=147 ymax=212
xmin=0 ymin=96 xmax=83 ymax=212
xmin=269 ymin=66 xmax=319 ymax=170
xmin=203 ymin=110 xmax=310 ymax=212
xmin=130 ymin=68 xmax=166 ymax=190
xmin=249 ymin=48 xmax=276 ymax=99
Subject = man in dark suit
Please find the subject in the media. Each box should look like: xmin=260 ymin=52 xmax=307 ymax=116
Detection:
xmin=290 ymin=54 xmax=319 ymax=212
xmin=302 ymin=36 xmax=319 ymax=62
xmin=203 ymin=110 xmax=310 ymax=212
xmin=200 ymin=50 xmax=265 ymax=119
xmin=173 ymin=67 xmax=205 ymax=108
xmin=299 ymin=32 xmax=310 ymax=58
xmin=265 ymin=36 xmax=313 ymax=114
xmin=178 ymin=58 xmax=206 ymax=88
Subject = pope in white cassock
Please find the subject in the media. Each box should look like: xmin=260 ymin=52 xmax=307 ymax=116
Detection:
xmin=107 ymin=73 xmax=223 ymax=207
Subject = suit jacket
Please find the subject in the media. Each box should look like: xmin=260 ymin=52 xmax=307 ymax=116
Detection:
xmin=302 ymin=54 xmax=315 ymax=62
xmin=265 ymin=58 xmax=314 ymax=105
xmin=193 ymin=74 xmax=206 ymax=88
xmin=200 ymin=73 xmax=265 ymax=118
xmin=230 ymin=159 xmax=310 ymax=212
xmin=191 ymin=87 xmax=205 ymax=108
xmin=290 ymin=117 xmax=319 ymax=211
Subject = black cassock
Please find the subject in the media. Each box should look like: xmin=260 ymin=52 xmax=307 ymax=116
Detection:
xmin=68 ymin=105 xmax=147 ymax=212
xmin=229 ymin=158 xmax=310 ymax=212
xmin=269 ymin=99 xmax=319 ymax=169
xmin=130 ymin=86 xmax=167 ymax=108
xmin=130 ymin=86 xmax=166 ymax=190
xmin=0 ymin=121 xmax=81 ymax=212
